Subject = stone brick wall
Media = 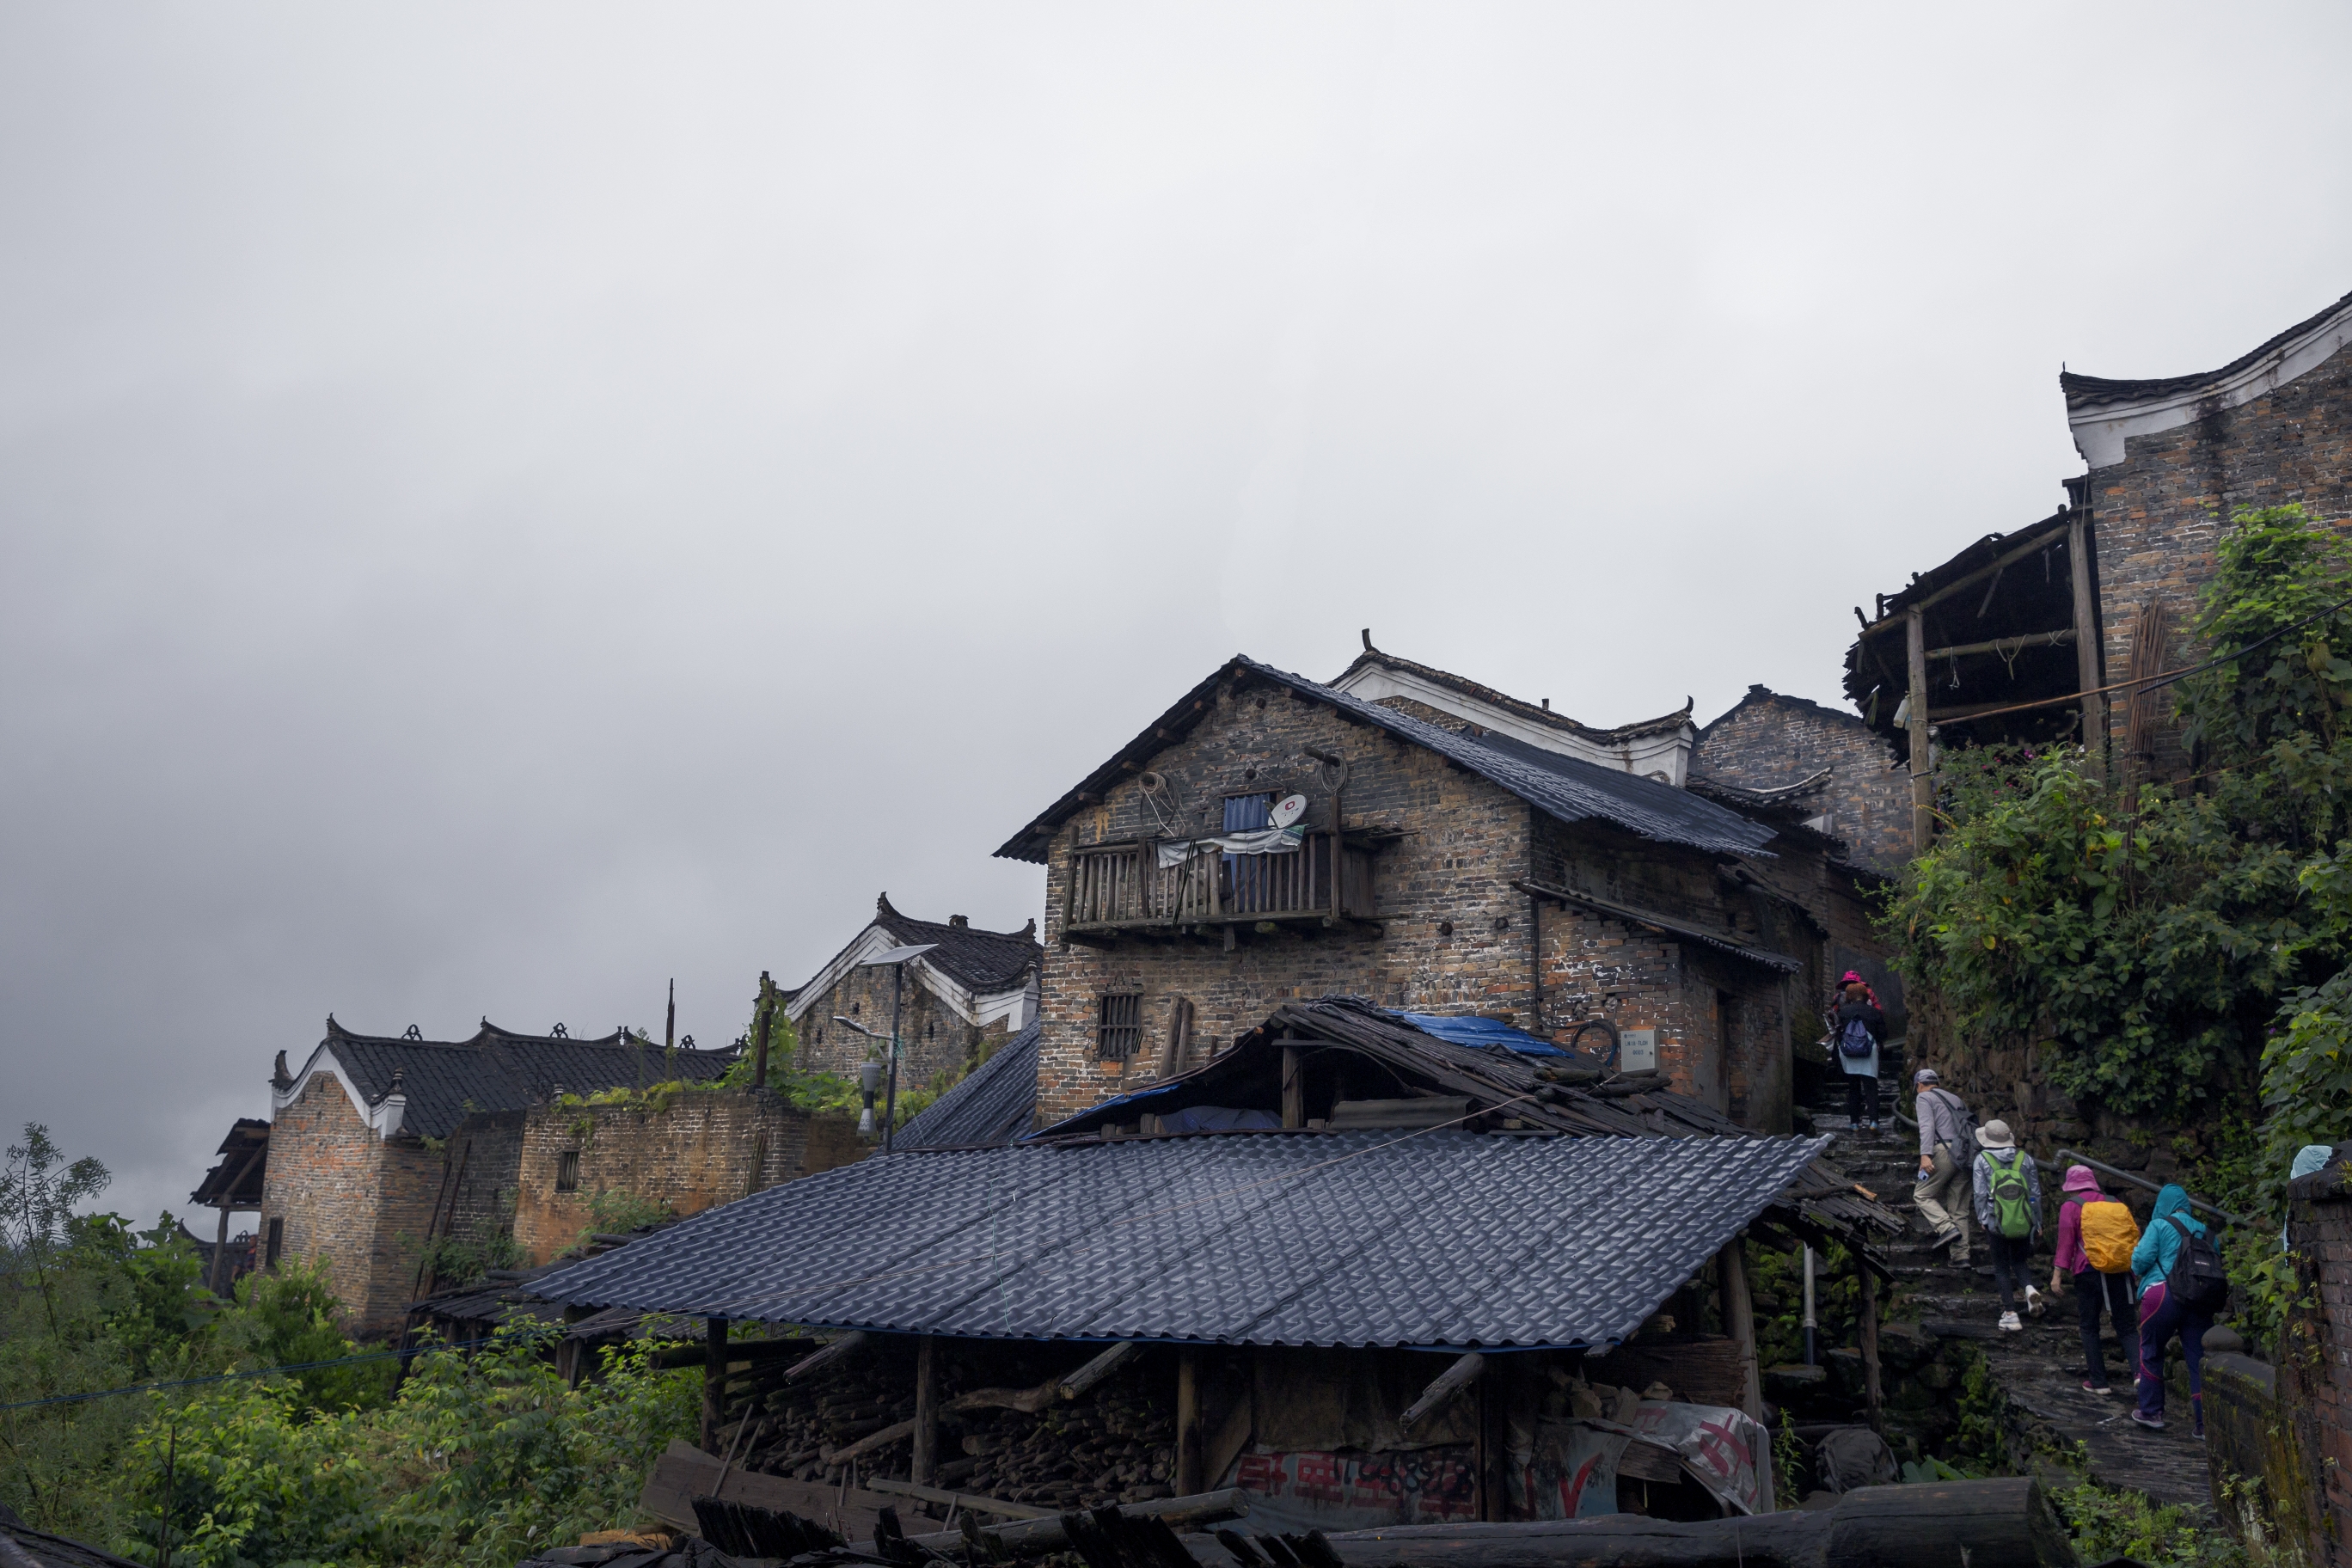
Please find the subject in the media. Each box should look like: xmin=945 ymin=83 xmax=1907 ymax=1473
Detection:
xmin=2271 ymin=1152 xmax=2352 ymax=1565
xmin=797 ymin=968 xmax=1014 ymax=1095
xmin=257 ymin=1073 xmax=446 ymax=1338
xmin=504 ymin=1090 xmax=863 ymax=1265
xmin=2087 ymin=339 xmax=2352 ymax=779
xmin=1693 ymin=688 xmax=1910 ymax=873
xmin=434 ymin=1110 xmax=526 ymax=1254
xmin=1032 ymin=677 xmax=1883 ymax=1132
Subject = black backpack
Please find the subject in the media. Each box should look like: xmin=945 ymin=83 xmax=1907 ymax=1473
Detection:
xmin=2165 ymin=1215 xmax=2230 ymax=1314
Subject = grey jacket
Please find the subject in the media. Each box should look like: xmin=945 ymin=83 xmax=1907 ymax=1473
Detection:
xmin=1917 ymin=1087 xmax=1970 ymax=1162
xmin=1972 ymin=1148 xmax=2043 ymax=1239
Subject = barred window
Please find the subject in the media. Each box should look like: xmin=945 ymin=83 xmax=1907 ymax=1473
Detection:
xmin=1095 ymin=993 xmax=1143 ymax=1060
xmin=556 ymin=1149 xmax=580 ymax=1192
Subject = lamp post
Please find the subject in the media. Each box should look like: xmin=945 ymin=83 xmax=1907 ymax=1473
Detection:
xmin=833 ymin=941 xmax=934 ymax=1153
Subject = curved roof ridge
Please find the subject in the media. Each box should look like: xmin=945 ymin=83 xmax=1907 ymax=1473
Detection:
xmin=1332 ymin=644 xmax=1694 ymax=740
xmin=2061 ymin=285 xmax=2352 ymax=411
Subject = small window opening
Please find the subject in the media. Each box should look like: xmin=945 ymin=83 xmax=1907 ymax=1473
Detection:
xmin=1096 ymin=993 xmax=1143 ymax=1061
xmin=265 ymin=1216 xmax=285 ymax=1268
xmin=556 ymin=1150 xmax=580 ymax=1192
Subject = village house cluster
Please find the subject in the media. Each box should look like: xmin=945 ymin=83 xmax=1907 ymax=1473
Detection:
xmin=172 ymin=285 xmax=2352 ymax=1551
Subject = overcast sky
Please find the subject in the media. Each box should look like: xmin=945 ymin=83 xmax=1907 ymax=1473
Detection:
xmin=5 ymin=3 xmax=2349 ymax=1230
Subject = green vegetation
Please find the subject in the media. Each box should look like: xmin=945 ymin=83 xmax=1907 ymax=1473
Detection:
xmin=2 ymin=1123 xmax=695 ymax=1564
xmin=1882 ymin=505 xmax=2352 ymax=1332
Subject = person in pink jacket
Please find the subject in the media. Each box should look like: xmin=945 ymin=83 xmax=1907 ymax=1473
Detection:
xmin=2050 ymin=1164 xmax=2140 ymax=1393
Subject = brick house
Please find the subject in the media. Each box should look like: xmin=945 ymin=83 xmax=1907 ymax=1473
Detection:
xmin=429 ymin=1091 xmax=866 ymax=1271
xmin=1845 ymin=285 xmax=2352 ymax=848
xmin=260 ymin=1017 xmax=735 ymax=1336
xmin=784 ymin=894 xmax=1041 ymax=1092
xmin=1692 ymin=685 xmax=1908 ymax=873
xmin=994 ymin=650 xmax=1888 ymax=1130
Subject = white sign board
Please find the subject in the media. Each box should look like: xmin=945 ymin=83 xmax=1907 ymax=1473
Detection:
xmin=1619 ymin=1028 xmax=1657 ymax=1072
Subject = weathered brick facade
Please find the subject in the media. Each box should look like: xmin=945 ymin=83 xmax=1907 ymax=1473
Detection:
xmin=498 ymin=1091 xmax=864 ymax=1265
xmin=259 ymin=1072 xmax=446 ymax=1337
xmin=1694 ymin=686 xmax=1909 ymax=873
xmin=1014 ymin=660 xmax=1885 ymax=1130
xmin=2262 ymin=1149 xmax=2352 ymax=1565
xmin=2067 ymin=292 xmax=2352 ymax=779
xmin=787 ymin=898 xmax=1039 ymax=1094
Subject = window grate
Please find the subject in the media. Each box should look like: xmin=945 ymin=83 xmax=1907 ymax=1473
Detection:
xmin=556 ymin=1149 xmax=580 ymax=1192
xmin=1095 ymin=993 xmax=1143 ymax=1061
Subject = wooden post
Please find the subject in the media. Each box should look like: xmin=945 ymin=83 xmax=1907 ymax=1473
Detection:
xmin=1717 ymin=1241 xmax=1762 ymax=1422
xmin=1281 ymin=1045 xmax=1303 ymax=1130
xmin=1858 ymin=1258 xmax=1883 ymax=1431
xmin=911 ymin=1335 xmax=939 ymax=1485
xmin=1475 ymin=1368 xmax=1510 ymax=1522
xmin=2069 ymin=513 xmax=2105 ymax=777
xmin=701 ymin=1317 xmax=728 ymax=1454
xmin=1906 ymin=607 xmax=1933 ymax=854
xmin=211 ymin=1204 xmax=232 ymax=1295
xmin=1176 ymin=1349 xmax=1203 ymax=1495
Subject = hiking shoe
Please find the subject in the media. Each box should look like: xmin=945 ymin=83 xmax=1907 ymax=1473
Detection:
xmin=1999 ymin=1311 xmax=2022 ymax=1332
xmin=2024 ymin=1286 xmax=2047 ymax=1318
xmin=2130 ymin=1411 xmax=2165 ymax=1430
xmin=2082 ymin=1380 xmax=2111 ymax=1395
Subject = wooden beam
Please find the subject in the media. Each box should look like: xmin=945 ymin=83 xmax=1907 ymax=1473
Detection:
xmin=1175 ymin=1349 xmax=1203 ymax=1497
xmin=1400 ymin=1351 xmax=1485 ymax=1431
xmin=862 ymin=1479 xmax=1053 ymax=1520
xmin=1857 ymin=518 xmax=2073 ymax=637
xmin=1057 ymin=1340 xmax=1137 ymax=1400
xmin=910 ymin=1334 xmax=938 ymax=1485
xmin=2070 ymin=512 xmax=2106 ymax=778
xmin=874 ymin=1489 xmax=1249 ymax=1559
xmin=1281 ymin=1046 xmax=1303 ymax=1130
xmin=1920 ymin=627 xmax=2075 ymax=663
xmin=1716 ymin=1242 xmax=1762 ymax=1422
xmin=783 ymin=1329 xmax=869 ymax=1382
xmin=1907 ymin=607 xmax=1933 ymax=854
xmin=824 ymin=1418 xmax=916 ymax=1467
xmin=701 ymin=1317 xmax=727 ymax=1454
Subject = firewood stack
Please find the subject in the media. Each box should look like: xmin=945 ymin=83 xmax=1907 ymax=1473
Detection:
xmin=702 ymin=1336 xmax=1179 ymax=1510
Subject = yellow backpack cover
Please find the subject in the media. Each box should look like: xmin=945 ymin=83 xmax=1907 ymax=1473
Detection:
xmin=2079 ymin=1197 xmax=2141 ymax=1274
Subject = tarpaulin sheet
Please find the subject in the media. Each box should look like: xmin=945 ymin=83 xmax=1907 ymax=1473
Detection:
xmin=1155 ymin=827 xmax=1305 ymax=867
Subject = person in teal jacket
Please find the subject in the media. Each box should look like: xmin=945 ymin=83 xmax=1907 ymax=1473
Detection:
xmin=2129 ymin=1184 xmax=2212 ymax=1435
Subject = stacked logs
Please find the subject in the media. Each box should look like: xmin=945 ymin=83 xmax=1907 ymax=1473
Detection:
xmin=698 ymin=1336 xmax=1177 ymax=1510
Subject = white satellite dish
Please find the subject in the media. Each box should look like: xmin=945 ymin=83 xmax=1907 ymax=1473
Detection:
xmin=1269 ymin=793 xmax=1308 ymax=828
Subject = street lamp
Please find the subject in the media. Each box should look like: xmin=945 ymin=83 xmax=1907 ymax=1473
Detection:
xmin=833 ymin=941 xmax=934 ymax=1153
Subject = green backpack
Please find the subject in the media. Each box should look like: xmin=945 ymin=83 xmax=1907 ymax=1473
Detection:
xmin=1988 ymin=1153 xmax=2034 ymax=1239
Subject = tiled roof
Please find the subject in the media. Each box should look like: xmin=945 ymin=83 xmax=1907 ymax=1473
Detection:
xmin=896 ymin=1023 xmax=1040 ymax=1148
xmin=528 ymin=1127 xmax=1829 ymax=1350
xmin=995 ymin=657 xmax=1775 ymax=864
xmin=1331 ymin=645 xmax=1694 ymax=743
xmin=2061 ymin=285 xmax=2352 ymax=411
xmin=872 ymin=896 xmax=1042 ymax=992
xmin=1694 ymin=684 xmax=1870 ymax=740
xmin=190 ymin=1117 xmax=270 ymax=1206
xmin=311 ymin=1020 xmax=736 ymax=1139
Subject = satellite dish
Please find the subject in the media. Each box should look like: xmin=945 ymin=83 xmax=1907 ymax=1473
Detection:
xmin=1270 ymin=793 xmax=1308 ymax=828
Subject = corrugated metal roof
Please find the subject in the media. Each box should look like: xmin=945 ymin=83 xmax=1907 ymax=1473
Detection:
xmin=896 ymin=1023 xmax=1041 ymax=1148
xmin=995 ymin=657 xmax=1778 ymax=864
xmin=529 ymin=1129 xmax=1828 ymax=1351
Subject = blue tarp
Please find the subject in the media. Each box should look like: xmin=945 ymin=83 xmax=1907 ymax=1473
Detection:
xmin=1393 ymin=1011 xmax=1570 ymax=1057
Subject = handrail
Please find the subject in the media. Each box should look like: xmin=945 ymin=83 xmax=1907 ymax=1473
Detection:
xmin=2055 ymin=1148 xmax=2251 ymax=1228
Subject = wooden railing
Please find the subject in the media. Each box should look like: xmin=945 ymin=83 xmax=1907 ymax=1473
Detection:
xmin=1065 ymin=832 xmax=1374 ymax=932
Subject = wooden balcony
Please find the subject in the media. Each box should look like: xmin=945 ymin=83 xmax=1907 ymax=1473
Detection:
xmin=1063 ymin=831 xmax=1376 ymax=943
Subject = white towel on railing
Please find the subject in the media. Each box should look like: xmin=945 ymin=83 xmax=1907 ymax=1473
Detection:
xmin=1153 ymin=826 xmax=1305 ymax=867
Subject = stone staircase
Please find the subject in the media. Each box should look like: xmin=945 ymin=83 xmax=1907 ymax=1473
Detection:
xmin=1811 ymin=1100 xmax=2217 ymax=1511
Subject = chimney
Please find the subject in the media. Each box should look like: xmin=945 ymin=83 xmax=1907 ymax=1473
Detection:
xmin=949 ymin=914 xmax=970 ymax=928
xmin=380 ymin=1069 xmax=408 ymax=1139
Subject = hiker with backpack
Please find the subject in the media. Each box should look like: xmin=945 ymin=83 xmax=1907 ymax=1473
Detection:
xmin=2050 ymin=1164 xmax=2141 ymax=1393
xmin=1913 ymin=1068 xmax=1976 ymax=1265
xmin=1828 ymin=972 xmax=1885 ymax=1130
xmin=1971 ymin=1119 xmax=2043 ymax=1330
xmin=2131 ymin=1183 xmax=2226 ymax=1435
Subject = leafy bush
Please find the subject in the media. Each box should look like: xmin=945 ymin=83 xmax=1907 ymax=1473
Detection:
xmin=2053 ymin=1478 xmax=2251 ymax=1568
xmin=126 ymin=1325 xmax=695 ymax=1568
